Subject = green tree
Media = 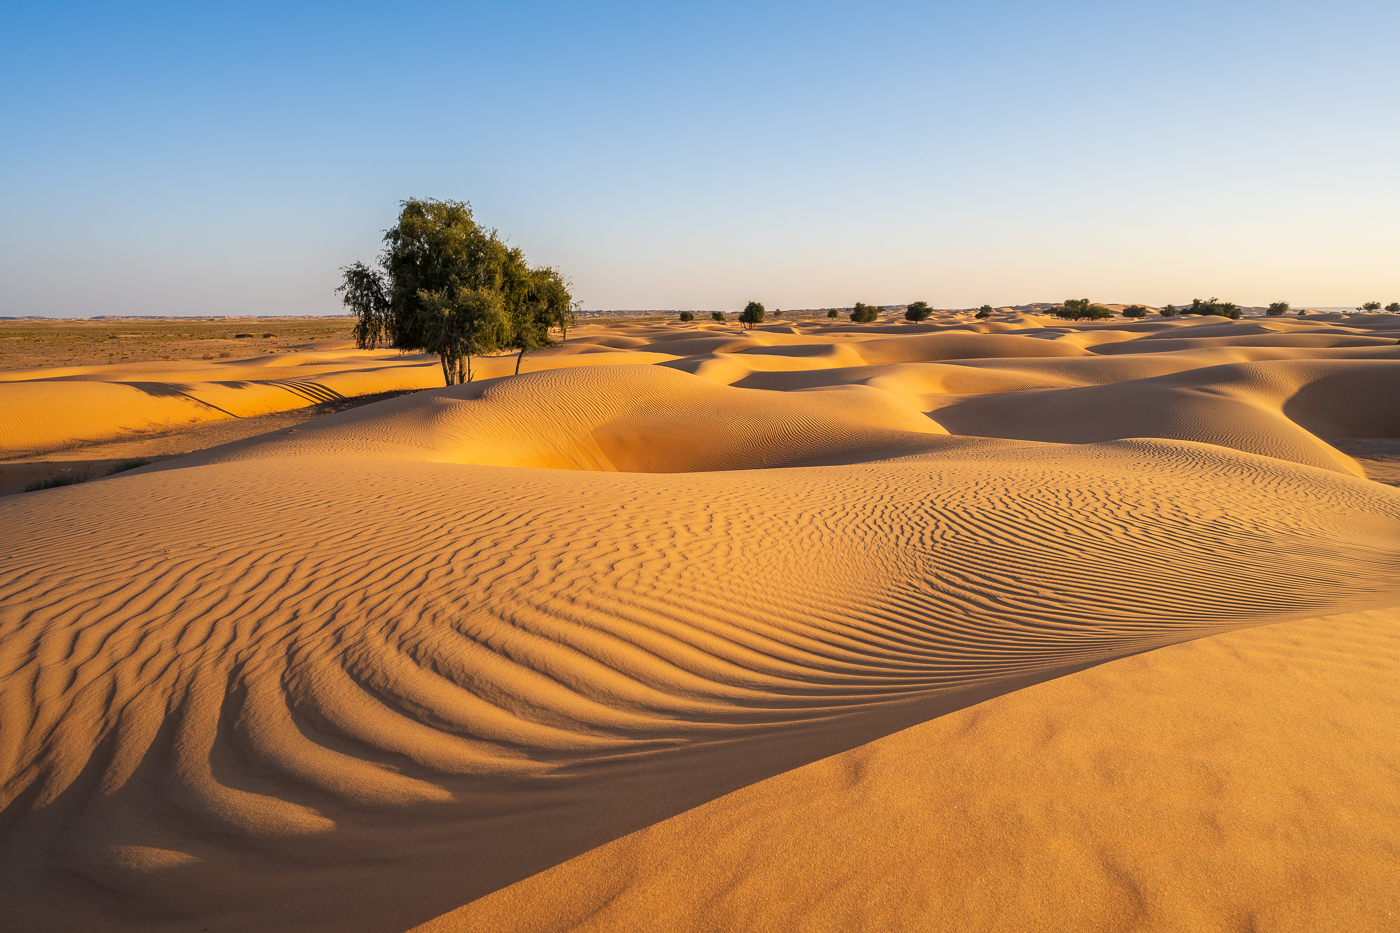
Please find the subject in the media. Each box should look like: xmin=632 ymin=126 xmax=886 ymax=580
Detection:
xmin=338 ymin=198 xmax=574 ymax=385
xmin=827 ymin=309 xmax=839 ymax=319
xmin=1160 ymin=304 xmax=1178 ymax=317
xmin=1267 ymin=302 xmax=1290 ymax=316
xmin=740 ymin=301 xmax=766 ymax=327
xmin=711 ymin=311 xmax=726 ymax=322
xmin=975 ymin=305 xmax=994 ymax=319
xmin=851 ymin=302 xmax=879 ymax=323
xmin=1185 ymin=297 xmax=1241 ymax=320
xmin=1387 ymin=303 xmax=1400 ymax=314
xmin=1055 ymin=299 xmax=1113 ymax=320
xmin=1122 ymin=305 xmax=1148 ymax=318
xmin=679 ymin=311 xmax=695 ymax=322
xmin=1358 ymin=301 xmax=1382 ymax=312
xmin=905 ymin=301 xmax=932 ymax=321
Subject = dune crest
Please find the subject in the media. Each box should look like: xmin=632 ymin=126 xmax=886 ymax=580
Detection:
xmin=3 ymin=310 xmax=1399 ymax=931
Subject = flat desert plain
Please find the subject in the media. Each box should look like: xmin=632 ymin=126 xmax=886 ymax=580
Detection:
xmin=2 ymin=309 xmax=1400 ymax=932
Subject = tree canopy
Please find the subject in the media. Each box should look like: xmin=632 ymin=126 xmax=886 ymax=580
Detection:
xmin=337 ymin=199 xmax=576 ymax=385
xmin=1122 ymin=305 xmax=1148 ymax=318
xmin=740 ymin=301 xmax=766 ymax=327
xmin=1267 ymin=302 xmax=1290 ymax=316
xmin=1055 ymin=299 xmax=1113 ymax=320
xmin=1359 ymin=301 xmax=1382 ymax=312
xmin=974 ymin=305 xmax=994 ymax=319
xmin=1185 ymin=297 xmax=1241 ymax=320
xmin=904 ymin=301 xmax=932 ymax=322
xmin=851 ymin=302 xmax=879 ymax=323
xmin=1160 ymin=304 xmax=1179 ymax=317
xmin=1388 ymin=303 xmax=1400 ymax=314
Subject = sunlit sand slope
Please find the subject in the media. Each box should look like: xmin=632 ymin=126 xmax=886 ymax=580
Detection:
xmin=3 ymin=310 xmax=1400 ymax=932
xmin=425 ymin=607 xmax=1400 ymax=933
xmin=2 ymin=435 xmax=1397 ymax=931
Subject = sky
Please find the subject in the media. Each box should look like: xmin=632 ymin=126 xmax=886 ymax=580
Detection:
xmin=2 ymin=1 xmax=1397 ymax=317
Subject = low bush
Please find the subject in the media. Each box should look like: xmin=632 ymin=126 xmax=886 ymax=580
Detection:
xmin=1160 ymin=304 xmax=1178 ymax=317
xmin=24 ymin=471 xmax=85 ymax=492
xmin=975 ymin=305 xmax=994 ymax=319
xmin=1185 ymin=297 xmax=1240 ymax=320
xmin=105 ymin=459 xmax=151 ymax=476
xmin=1267 ymin=302 xmax=1290 ymax=316
xmin=1056 ymin=299 xmax=1113 ymax=320
xmin=1122 ymin=305 xmax=1148 ymax=318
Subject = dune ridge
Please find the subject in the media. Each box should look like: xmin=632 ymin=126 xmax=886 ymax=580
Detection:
xmin=2 ymin=310 xmax=1399 ymax=931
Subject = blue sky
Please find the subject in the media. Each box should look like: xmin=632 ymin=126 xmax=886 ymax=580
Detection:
xmin=2 ymin=1 xmax=1397 ymax=316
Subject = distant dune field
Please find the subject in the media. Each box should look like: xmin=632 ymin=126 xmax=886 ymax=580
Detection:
xmin=2 ymin=309 xmax=1399 ymax=932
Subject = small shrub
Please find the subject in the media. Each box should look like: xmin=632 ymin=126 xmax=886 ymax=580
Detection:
xmin=262 ymin=332 xmax=275 ymax=338
xmin=851 ymin=302 xmax=879 ymax=323
xmin=234 ymin=333 xmax=254 ymax=338
xmin=1055 ymin=299 xmax=1113 ymax=320
xmin=1267 ymin=302 xmax=1290 ymax=316
xmin=105 ymin=459 xmax=151 ymax=476
xmin=1122 ymin=305 xmax=1149 ymax=319
xmin=1160 ymin=304 xmax=1178 ymax=317
xmin=201 ymin=353 xmax=214 ymax=360
xmin=975 ymin=305 xmax=994 ymax=319
xmin=24 ymin=471 xmax=85 ymax=492
xmin=711 ymin=311 xmax=725 ymax=322
xmin=905 ymin=301 xmax=932 ymax=322
xmin=218 ymin=351 xmax=232 ymax=358
xmin=678 ymin=311 xmax=694 ymax=322
xmin=1185 ymin=297 xmax=1240 ymax=320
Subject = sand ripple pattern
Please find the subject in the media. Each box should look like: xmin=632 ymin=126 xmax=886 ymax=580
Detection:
xmin=2 ymin=435 xmax=1398 ymax=931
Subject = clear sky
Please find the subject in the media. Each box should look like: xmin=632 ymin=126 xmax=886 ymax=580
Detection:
xmin=2 ymin=1 xmax=1397 ymax=317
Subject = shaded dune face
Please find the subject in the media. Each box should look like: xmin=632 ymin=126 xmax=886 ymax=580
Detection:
xmin=3 ymin=313 xmax=1400 ymax=932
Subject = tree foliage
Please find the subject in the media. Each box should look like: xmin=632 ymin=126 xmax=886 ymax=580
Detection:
xmin=1160 ymin=304 xmax=1178 ymax=317
xmin=1055 ymin=298 xmax=1113 ymax=320
xmin=1122 ymin=305 xmax=1148 ymax=319
xmin=1185 ymin=297 xmax=1240 ymax=320
xmin=679 ymin=311 xmax=694 ymax=322
xmin=1387 ymin=303 xmax=1400 ymax=314
xmin=337 ymin=199 xmax=576 ymax=384
xmin=904 ymin=301 xmax=932 ymax=322
xmin=740 ymin=301 xmax=766 ymax=327
xmin=1267 ymin=302 xmax=1290 ymax=316
xmin=974 ymin=305 xmax=994 ymax=319
xmin=827 ymin=309 xmax=839 ymax=319
xmin=851 ymin=302 xmax=879 ymax=323
xmin=711 ymin=311 xmax=726 ymax=322
xmin=1359 ymin=301 xmax=1383 ymax=312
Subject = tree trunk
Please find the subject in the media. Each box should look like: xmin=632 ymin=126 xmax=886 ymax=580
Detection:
xmin=515 ymin=347 xmax=525 ymax=375
xmin=440 ymin=353 xmax=452 ymax=386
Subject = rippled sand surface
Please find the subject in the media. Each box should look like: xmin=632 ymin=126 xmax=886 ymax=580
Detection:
xmin=3 ymin=311 xmax=1399 ymax=932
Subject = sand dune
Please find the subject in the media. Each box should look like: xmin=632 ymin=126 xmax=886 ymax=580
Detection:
xmin=2 ymin=311 xmax=1399 ymax=931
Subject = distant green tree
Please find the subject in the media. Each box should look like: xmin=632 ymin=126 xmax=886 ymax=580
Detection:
xmin=1267 ymin=302 xmax=1290 ymax=316
xmin=740 ymin=301 xmax=766 ymax=327
xmin=1186 ymin=297 xmax=1241 ymax=320
xmin=1122 ymin=305 xmax=1149 ymax=318
xmin=851 ymin=302 xmax=879 ymax=323
xmin=975 ymin=305 xmax=994 ymax=319
xmin=1160 ymin=304 xmax=1179 ymax=317
xmin=905 ymin=301 xmax=932 ymax=322
xmin=1055 ymin=299 xmax=1113 ymax=320
xmin=711 ymin=311 xmax=726 ymax=322
xmin=1387 ymin=303 xmax=1400 ymax=314
xmin=827 ymin=309 xmax=839 ymax=319
xmin=679 ymin=311 xmax=695 ymax=322
xmin=1358 ymin=301 xmax=1382 ymax=312
xmin=337 ymin=198 xmax=574 ymax=384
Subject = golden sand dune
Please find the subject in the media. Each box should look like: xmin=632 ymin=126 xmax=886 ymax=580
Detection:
xmin=2 ymin=311 xmax=1399 ymax=931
